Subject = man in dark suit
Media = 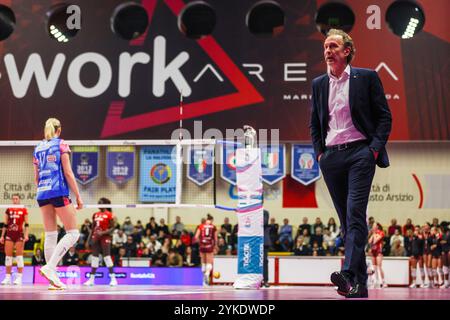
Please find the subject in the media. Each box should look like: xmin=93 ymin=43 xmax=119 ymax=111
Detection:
xmin=310 ymin=29 xmax=392 ymax=298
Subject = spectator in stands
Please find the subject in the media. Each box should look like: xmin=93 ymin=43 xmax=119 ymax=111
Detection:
xmin=217 ymin=237 xmax=228 ymax=255
xmin=122 ymin=217 xmax=134 ymax=236
xmin=183 ymin=246 xmax=197 ymax=266
xmin=79 ymin=218 xmax=92 ymax=249
xmin=279 ymin=218 xmax=293 ymax=252
xmin=112 ymin=229 xmax=127 ymax=255
xmin=141 ymin=228 xmax=152 ymax=247
xmin=221 ymin=217 xmax=232 ymax=234
xmin=173 ymin=238 xmax=186 ymax=256
xmin=403 ymin=228 xmax=413 ymax=257
xmin=388 ymin=218 xmax=401 ymax=236
xmin=323 ymin=227 xmax=336 ymax=255
xmin=57 ymin=225 xmax=66 ymax=242
xmin=431 ymin=218 xmax=440 ymax=229
xmin=135 ymin=220 xmax=145 ymax=236
xmin=390 ymin=228 xmax=404 ymax=248
xmin=301 ymin=228 xmax=311 ymax=248
xmin=148 ymin=235 xmax=162 ymax=253
xmin=113 ymin=216 xmax=121 ymax=231
xmin=114 ymin=247 xmax=126 ymax=266
xmin=313 ymin=217 xmax=324 ymax=233
xmin=367 ymin=216 xmax=375 ymax=233
xmin=390 ymin=239 xmax=405 ymax=256
xmin=402 ymin=218 xmax=414 ymax=236
xmin=172 ymin=216 xmax=185 ymax=236
xmin=141 ymin=247 xmax=152 ymax=258
xmin=132 ymin=226 xmax=143 ymax=243
xmin=180 ymin=230 xmax=192 ymax=247
xmin=137 ymin=242 xmax=146 ymax=257
xmin=62 ymin=246 xmax=79 ymax=266
xmin=124 ymin=235 xmax=137 ymax=257
xmin=327 ymin=217 xmax=338 ymax=235
xmin=298 ymin=217 xmax=311 ymax=237
xmin=268 ymin=217 xmax=279 ymax=251
xmin=145 ymin=217 xmax=159 ymax=235
xmin=311 ymin=226 xmax=324 ymax=248
xmin=167 ymin=249 xmax=183 ymax=267
xmin=159 ymin=219 xmax=170 ymax=235
xmin=152 ymin=249 xmax=167 ymax=267
xmin=335 ymin=229 xmax=345 ymax=256
xmin=231 ymin=223 xmax=239 ymax=251
xmin=32 ymin=248 xmax=45 ymax=266
xmin=311 ymin=241 xmax=326 ymax=257
xmin=161 ymin=238 xmax=172 ymax=254
xmin=293 ymin=237 xmax=310 ymax=256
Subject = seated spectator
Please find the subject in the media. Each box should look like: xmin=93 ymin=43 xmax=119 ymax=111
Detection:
xmin=327 ymin=217 xmax=339 ymax=235
xmin=390 ymin=239 xmax=405 ymax=256
xmin=217 ymin=237 xmax=228 ymax=255
xmin=114 ymin=247 xmax=126 ymax=266
xmin=152 ymin=249 xmax=168 ymax=267
xmin=148 ymin=235 xmax=162 ymax=253
xmin=137 ymin=242 xmax=146 ymax=257
xmin=183 ymin=246 xmax=198 ymax=267
xmin=310 ymin=226 xmax=324 ymax=248
xmin=431 ymin=218 xmax=440 ymax=229
xmin=124 ymin=235 xmax=137 ymax=257
xmin=140 ymin=247 xmax=152 ymax=258
xmin=157 ymin=229 xmax=167 ymax=244
xmin=161 ymin=237 xmax=172 ymax=254
xmin=301 ymin=228 xmax=311 ymax=247
xmin=279 ymin=218 xmax=293 ymax=251
xmin=145 ymin=217 xmax=159 ymax=235
xmin=180 ymin=230 xmax=192 ymax=247
xmin=312 ymin=217 xmax=324 ymax=233
xmin=122 ymin=217 xmax=134 ymax=236
xmin=135 ymin=220 xmax=145 ymax=235
xmin=221 ymin=217 xmax=232 ymax=234
xmin=388 ymin=219 xmax=401 ymax=236
xmin=323 ymin=227 xmax=336 ymax=255
xmin=24 ymin=233 xmax=36 ymax=250
xmin=298 ymin=217 xmax=311 ymax=238
xmin=311 ymin=241 xmax=325 ymax=257
xmin=402 ymin=218 xmax=414 ymax=236
xmin=335 ymin=231 xmax=345 ymax=256
xmin=173 ymin=238 xmax=186 ymax=256
xmin=32 ymin=248 xmax=45 ymax=266
xmin=172 ymin=216 xmax=185 ymax=236
xmin=63 ymin=246 xmax=79 ymax=266
xmin=390 ymin=229 xmax=404 ymax=248
xmin=142 ymin=228 xmax=152 ymax=247
xmin=268 ymin=218 xmax=279 ymax=251
xmin=132 ymin=226 xmax=143 ymax=243
xmin=293 ymin=237 xmax=310 ymax=256
xmin=167 ymin=249 xmax=183 ymax=267
xmin=112 ymin=229 xmax=127 ymax=255
xmin=159 ymin=219 xmax=170 ymax=235
xmin=367 ymin=216 xmax=375 ymax=233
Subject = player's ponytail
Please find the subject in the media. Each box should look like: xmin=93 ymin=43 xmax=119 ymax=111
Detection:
xmin=44 ymin=118 xmax=61 ymax=140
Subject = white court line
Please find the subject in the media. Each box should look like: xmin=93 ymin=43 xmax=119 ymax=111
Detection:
xmin=48 ymin=289 xmax=228 ymax=296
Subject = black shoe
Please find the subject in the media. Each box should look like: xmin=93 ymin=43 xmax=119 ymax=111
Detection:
xmin=345 ymin=283 xmax=368 ymax=299
xmin=330 ymin=271 xmax=352 ymax=296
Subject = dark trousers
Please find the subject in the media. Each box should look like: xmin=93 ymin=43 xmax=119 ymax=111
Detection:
xmin=263 ymin=245 xmax=269 ymax=283
xmin=319 ymin=143 xmax=376 ymax=285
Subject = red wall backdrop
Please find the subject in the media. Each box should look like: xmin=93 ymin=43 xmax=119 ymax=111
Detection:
xmin=0 ymin=0 xmax=448 ymax=141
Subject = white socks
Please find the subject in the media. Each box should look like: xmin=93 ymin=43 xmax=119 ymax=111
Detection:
xmin=47 ymin=229 xmax=80 ymax=269
xmin=205 ymin=263 xmax=213 ymax=277
xmin=44 ymin=231 xmax=58 ymax=264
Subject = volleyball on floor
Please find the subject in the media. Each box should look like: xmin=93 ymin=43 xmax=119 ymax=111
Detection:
xmin=213 ymin=271 xmax=221 ymax=279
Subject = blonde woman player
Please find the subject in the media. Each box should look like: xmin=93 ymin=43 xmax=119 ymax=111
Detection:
xmin=33 ymin=118 xmax=83 ymax=289
xmin=194 ymin=214 xmax=218 ymax=286
xmin=0 ymin=194 xmax=29 ymax=285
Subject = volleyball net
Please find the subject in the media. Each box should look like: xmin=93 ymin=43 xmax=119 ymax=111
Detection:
xmin=0 ymin=139 xmax=243 ymax=210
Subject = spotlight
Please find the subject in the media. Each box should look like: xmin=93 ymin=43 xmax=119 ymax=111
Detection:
xmin=45 ymin=3 xmax=80 ymax=43
xmin=386 ymin=0 xmax=425 ymax=39
xmin=111 ymin=2 xmax=149 ymax=40
xmin=246 ymin=1 xmax=285 ymax=37
xmin=315 ymin=2 xmax=355 ymax=35
xmin=178 ymin=1 xmax=216 ymax=39
xmin=0 ymin=4 xmax=16 ymax=41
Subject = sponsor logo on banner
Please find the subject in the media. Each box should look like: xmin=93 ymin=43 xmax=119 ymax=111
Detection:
xmin=291 ymin=144 xmax=321 ymax=185
xmin=139 ymin=146 xmax=177 ymax=203
xmin=187 ymin=146 xmax=214 ymax=186
xmin=261 ymin=145 xmax=286 ymax=185
xmin=221 ymin=144 xmax=238 ymax=185
xmin=106 ymin=146 xmax=135 ymax=184
xmin=237 ymin=237 xmax=264 ymax=274
xmin=71 ymin=146 xmax=99 ymax=185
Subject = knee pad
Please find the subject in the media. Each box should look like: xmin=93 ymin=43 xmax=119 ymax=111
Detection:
xmin=419 ymin=268 xmax=425 ymax=277
xmin=104 ymin=255 xmax=114 ymax=268
xmin=205 ymin=263 xmax=213 ymax=273
xmin=91 ymin=256 xmax=100 ymax=268
xmin=5 ymin=256 xmax=13 ymax=267
xmin=15 ymin=256 xmax=24 ymax=268
xmin=411 ymin=268 xmax=416 ymax=278
xmin=66 ymin=229 xmax=80 ymax=245
xmin=443 ymin=266 xmax=449 ymax=275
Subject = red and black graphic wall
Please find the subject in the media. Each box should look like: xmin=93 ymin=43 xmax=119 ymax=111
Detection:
xmin=0 ymin=0 xmax=448 ymax=141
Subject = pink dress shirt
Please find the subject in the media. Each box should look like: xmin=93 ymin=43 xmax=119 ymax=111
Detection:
xmin=325 ymin=65 xmax=366 ymax=147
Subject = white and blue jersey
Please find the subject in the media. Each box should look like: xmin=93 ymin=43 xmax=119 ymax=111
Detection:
xmin=33 ymin=138 xmax=71 ymax=200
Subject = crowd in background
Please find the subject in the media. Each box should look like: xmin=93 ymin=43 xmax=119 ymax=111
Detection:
xmin=1 ymin=214 xmax=448 ymax=268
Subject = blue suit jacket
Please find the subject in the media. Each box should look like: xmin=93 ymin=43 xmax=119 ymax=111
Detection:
xmin=309 ymin=66 xmax=392 ymax=168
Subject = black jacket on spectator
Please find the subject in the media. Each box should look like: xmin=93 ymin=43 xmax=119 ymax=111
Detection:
xmin=299 ymin=224 xmax=311 ymax=236
xmin=294 ymin=245 xmax=311 ymax=256
xmin=63 ymin=252 xmax=79 ymax=266
xmin=310 ymin=234 xmax=324 ymax=247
